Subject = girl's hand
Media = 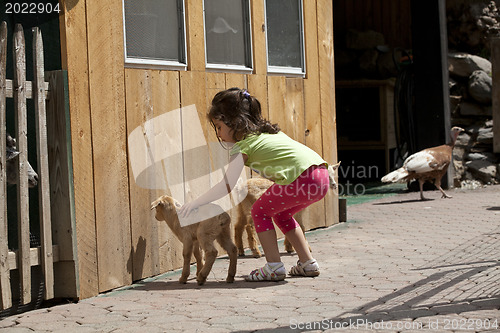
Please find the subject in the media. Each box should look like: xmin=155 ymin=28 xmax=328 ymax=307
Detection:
xmin=178 ymin=201 xmax=199 ymax=218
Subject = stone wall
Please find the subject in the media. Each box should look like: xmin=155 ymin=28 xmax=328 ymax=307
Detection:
xmin=447 ymin=1 xmax=500 ymax=187
xmin=447 ymin=0 xmax=500 ymax=56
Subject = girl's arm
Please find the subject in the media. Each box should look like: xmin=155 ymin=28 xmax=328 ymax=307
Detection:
xmin=179 ymin=153 xmax=248 ymax=217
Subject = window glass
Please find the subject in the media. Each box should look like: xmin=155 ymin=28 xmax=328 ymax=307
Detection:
xmin=123 ymin=0 xmax=186 ymax=67
xmin=265 ymin=0 xmax=305 ymax=74
xmin=204 ymin=0 xmax=252 ymax=69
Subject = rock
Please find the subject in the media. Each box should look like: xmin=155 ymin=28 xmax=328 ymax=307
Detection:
xmin=449 ymin=77 xmax=458 ymax=90
xmin=468 ymin=70 xmax=492 ymax=104
xmin=470 ymin=146 xmax=493 ymax=153
xmin=479 ymin=15 xmax=497 ymax=27
xmin=459 ymin=101 xmax=492 ymax=116
xmin=450 ymin=95 xmax=462 ymax=115
xmin=466 ymin=123 xmax=483 ymax=135
xmin=455 ymin=132 xmax=473 ymax=148
xmin=346 ymin=29 xmax=385 ymax=50
xmin=453 ymin=159 xmax=465 ymax=185
xmin=465 ymin=171 xmax=476 ymax=181
xmin=449 ymin=78 xmax=468 ymax=97
xmin=467 ymin=152 xmax=497 ymax=161
xmin=447 ymin=1 xmax=500 ymax=53
xmin=467 ymin=152 xmax=487 ymax=160
xmin=448 ymin=53 xmax=492 ymax=77
xmin=465 ymin=159 xmax=497 ymax=183
xmin=460 ymin=179 xmax=485 ymax=189
xmin=453 ymin=146 xmax=466 ymax=160
xmin=477 ymin=127 xmax=493 ymax=144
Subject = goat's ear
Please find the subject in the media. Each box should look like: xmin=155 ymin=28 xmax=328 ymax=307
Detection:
xmin=330 ymin=161 xmax=341 ymax=170
xmin=150 ymin=200 xmax=162 ymax=211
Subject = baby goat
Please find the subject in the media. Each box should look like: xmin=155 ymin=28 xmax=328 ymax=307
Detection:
xmin=151 ymin=195 xmax=237 ymax=285
xmin=234 ymin=162 xmax=341 ymax=257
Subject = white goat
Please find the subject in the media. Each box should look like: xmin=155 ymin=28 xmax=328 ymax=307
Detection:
xmin=151 ymin=195 xmax=237 ymax=285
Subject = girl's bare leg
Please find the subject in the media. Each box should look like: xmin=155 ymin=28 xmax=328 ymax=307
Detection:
xmin=256 ymin=229 xmax=281 ymax=262
xmin=283 ymin=227 xmax=313 ymax=263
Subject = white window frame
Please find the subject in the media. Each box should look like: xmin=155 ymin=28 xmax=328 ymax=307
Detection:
xmin=122 ymin=0 xmax=188 ymax=71
xmin=203 ymin=0 xmax=253 ymax=74
xmin=264 ymin=0 xmax=306 ymax=77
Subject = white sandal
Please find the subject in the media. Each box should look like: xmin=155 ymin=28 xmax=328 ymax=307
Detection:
xmin=245 ymin=263 xmax=286 ymax=282
xmin=289 ymin=259 xmax=320 ymax=277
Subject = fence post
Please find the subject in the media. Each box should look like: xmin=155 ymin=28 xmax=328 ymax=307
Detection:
xmin=33 ymin=27 xmax=54 ymax=300
xmin=492 ymin=37 xmax=500 ymax=153
xmin=0 ymin=21 xmax=12 ymax=310
xmin=13 ymin=23 xmax=31 ymax=305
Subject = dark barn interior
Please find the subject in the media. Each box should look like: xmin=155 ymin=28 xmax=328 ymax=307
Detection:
xmin=333 ymin=0 xmax=451 ymax=187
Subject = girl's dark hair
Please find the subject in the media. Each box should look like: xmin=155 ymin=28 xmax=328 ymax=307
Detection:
xmin=208 ymin=87 xmax=280 ymax=142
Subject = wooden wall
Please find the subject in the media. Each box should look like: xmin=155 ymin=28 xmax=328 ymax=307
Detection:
xmin=59 ymin=0 xmax=338 ymax=298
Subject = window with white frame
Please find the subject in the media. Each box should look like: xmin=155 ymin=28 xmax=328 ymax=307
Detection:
xmin=123 ymin=0 xmax=187 ymax=69
xmin=265 ymin=0 xmax=305 ymax=76
xmin=204 ymin=0 xmax=252 ymax=72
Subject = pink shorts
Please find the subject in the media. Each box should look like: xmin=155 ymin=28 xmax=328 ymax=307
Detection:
xmin=251 ymin=165 xmax=329 ymax=234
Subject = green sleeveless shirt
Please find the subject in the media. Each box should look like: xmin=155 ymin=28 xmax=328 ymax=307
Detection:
xmin=231 ymin=131 xmax=327 ymax=185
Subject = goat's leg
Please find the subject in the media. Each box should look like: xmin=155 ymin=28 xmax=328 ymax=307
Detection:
xmin=216 ymin=226 xmax=237 ymax=283
xmin=197 ymin=238 xmax=218 ymax=285
xmin=193 ymin=240 xmax=203 ymax=276
xmin=234 ymin=210 xmax=246 ymax=256
xmin=180 ymin=240 xmax=194 ymax=284
xmin=246 ymin=222 xmax=262 ymax=258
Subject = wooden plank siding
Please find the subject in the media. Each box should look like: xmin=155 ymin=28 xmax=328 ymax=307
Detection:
xmin=59 ymin=0 xmax=339 ymax=297
xmin=125 ymin=69 xmax=160 ymax=281
xmin=301 ymin=0 xmax=325 ymax=230
xmin=59 ymin=0 xmax=98 ymax=299
xmin=317 ymin=0 xmax=339 ymax=226
xmin=149 ymin=71 xmax=183 ymax=273
xmin=86 ymin=0 xmax=131 ymax=292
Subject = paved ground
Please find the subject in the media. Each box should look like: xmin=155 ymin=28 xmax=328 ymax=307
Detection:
xmin=0 ymin=185 xmax=499 ymax=332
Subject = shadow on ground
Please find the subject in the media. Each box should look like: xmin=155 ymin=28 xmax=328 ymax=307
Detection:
xmin=234 ymin=226 xmax=500 ymax=332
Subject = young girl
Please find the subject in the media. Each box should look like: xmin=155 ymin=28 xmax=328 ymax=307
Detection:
xmin=179 ymin=87 xmax=330 ymax=281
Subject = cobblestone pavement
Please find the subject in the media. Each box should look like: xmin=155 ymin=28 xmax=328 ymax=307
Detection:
xmin=1 ymin=185 xmax=499 ymax=332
